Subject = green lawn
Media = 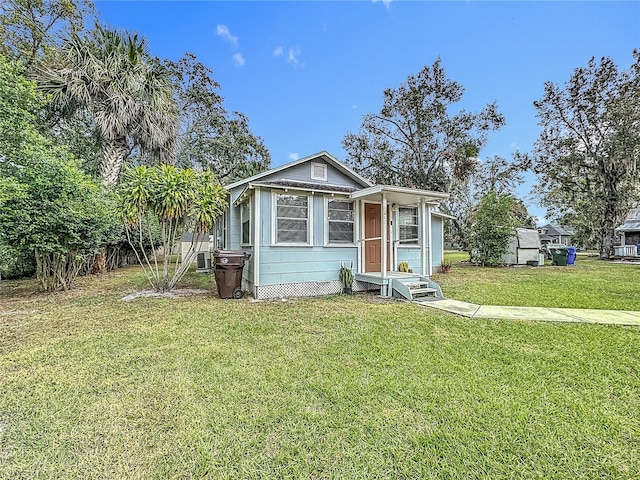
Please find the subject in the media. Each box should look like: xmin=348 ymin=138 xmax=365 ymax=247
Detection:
xmin=437 ymin=252 xmax=640 ymax=310
xmin=1 ymin=268 xmax=639 ymax=478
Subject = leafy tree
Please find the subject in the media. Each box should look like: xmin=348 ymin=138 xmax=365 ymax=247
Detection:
xmin=37 ymin=24 xmax=177 ymax=185
xmin=468 ymin=191 xmax=523 ymax=266
xmin=0 ymin=55 xmax=116 ymax=290
xmin=0 ymin=0 xmax=94 ymax=70
xmin=532 ymin=52 xmax=640 ymax=259
xmin=342 ymin=58 xmax=504 ymax=194
xmin=2 ymin=158 xmax=117 ymax=290
xmin=164 ymin=53 xmax=270 ymax=184
xmin=119 ymin=164 xmax=227 ymax=292
xmin=446 ymin=154 xmax=531 ymax=250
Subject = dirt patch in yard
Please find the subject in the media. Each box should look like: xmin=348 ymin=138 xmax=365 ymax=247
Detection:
xmin=121 ymin=289 xmax=210 ymax=302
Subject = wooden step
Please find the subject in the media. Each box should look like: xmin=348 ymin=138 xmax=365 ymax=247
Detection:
xmin=410 ymin=287 xmax=437 ymax=296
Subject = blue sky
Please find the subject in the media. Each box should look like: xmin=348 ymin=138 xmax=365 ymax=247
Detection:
xmin=95 ymin=1 xmax=640 ymax=222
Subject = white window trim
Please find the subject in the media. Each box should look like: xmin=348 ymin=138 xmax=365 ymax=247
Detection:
xmin=398 ymin=206 xmax=420 ymax=246
xmin=310 ymin=162 xmax=328 ymax=181
xmin=324 ymin=197 xmax=356 ymax=247
xmin=240 ymin=200 xmax=252 ymax=246
xmin=271 ymin=191 xmax=313 ymax=246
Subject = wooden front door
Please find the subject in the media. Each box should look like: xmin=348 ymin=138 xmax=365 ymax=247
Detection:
xmin=364 ymin=203 xmax=382 ymax=272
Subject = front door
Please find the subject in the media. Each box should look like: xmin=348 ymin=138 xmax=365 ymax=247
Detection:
xmin=364 ymin=203 xmax=382 ymax=272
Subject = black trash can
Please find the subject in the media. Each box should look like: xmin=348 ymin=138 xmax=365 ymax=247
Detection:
xmin=213 ymin=250 xmax=251 ymax=299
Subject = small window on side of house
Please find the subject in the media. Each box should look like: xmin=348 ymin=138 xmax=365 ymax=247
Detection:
xmin=241 ymin=202 xmax=251 ymax=245
xmin=399 ymin=207 xmax=419 ymax=244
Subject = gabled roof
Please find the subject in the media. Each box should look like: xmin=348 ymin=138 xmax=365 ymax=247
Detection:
xmin=615 ymin=205 xmax=640 ymax=232
xmin=224 ymin=151 xmax=373 ymax=191
xmin=540 ymin=224 xmax=571 ymax=237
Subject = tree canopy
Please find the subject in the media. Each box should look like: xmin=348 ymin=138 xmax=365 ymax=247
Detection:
xmin=165 ymin=53 xmax=271 ymax=184
xmin=532 ymin=51 xmax=640 ymax=258
xmin=38 ymin=24 xmax=177 ymax=186
xmin=0 ymin=0 xmax=94 ymax=69
xmin=342 ymin=58 xmax=505 ymax=194
xmin=0 ymin=54 xmax=116 ymax=290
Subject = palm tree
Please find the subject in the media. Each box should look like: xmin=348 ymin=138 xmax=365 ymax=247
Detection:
xmin=38 ymin=25 xmax=177 ymax=186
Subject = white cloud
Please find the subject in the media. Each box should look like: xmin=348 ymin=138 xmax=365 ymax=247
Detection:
xmin=232 ymin=53 xmax=245 ymax=67
xmin=288 ymin=153 xmax=300 ymax=161
xmin=216 ymin=25 xmax=238 ymax=46
xmin=287 ymin=46 xmax=301 ymax=65
xmin=372 ymin=0 xmax=392 ymax=8
xmin=273 ymin=46 xmax=284 ymax=57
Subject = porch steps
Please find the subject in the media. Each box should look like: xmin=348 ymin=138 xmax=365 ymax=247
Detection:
xmin=391 ymin=276 xmax=443 ymax=301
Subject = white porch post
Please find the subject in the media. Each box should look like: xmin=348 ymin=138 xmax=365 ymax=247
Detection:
xmin=358 ymin=199 xmax=364 ymax=273
xmin=427 ymin=202 xmax=433 ymax=276
xmin=381 ymin=194 xmax=389 ymax=296
xmin=421 ymin=200 xmax=428 ymax=276
xmin=253 ymin=187 xmax=261 ymax=297
xmin=382 ymin=194 xmax=388 ymax=278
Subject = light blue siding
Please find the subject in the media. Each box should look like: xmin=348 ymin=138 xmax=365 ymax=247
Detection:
xmin=431 ymin=216 xmax=444 ymax=268
xmin=258 ymin=246 xmax=356 ymax=285
xmin=259 ymin=159 xmax=361 ymax=187
xmin=397 ymin=248 xmax=423 ymax=274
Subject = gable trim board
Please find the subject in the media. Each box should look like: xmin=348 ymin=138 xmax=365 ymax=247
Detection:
xmin=220 ymin=152 xmax=450 ymax=299
xmin=225 ymin=151 xmax=373 ymax=191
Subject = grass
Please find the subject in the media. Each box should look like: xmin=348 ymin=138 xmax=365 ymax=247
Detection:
xmin=1 ymin=267 xmax=639 ymax=478
xmin=436 ymin=252 xmax=640 ymax=310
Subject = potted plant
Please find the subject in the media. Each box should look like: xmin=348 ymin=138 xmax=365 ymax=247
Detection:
xmin=339 ymin=261 xmax=354 ymax=294
xmin=441 ymin=258 xmax=452 ymax=273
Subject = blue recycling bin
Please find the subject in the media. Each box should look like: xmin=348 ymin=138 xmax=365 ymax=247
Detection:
xmin=566 ymin=246 xmax=577 ymax=266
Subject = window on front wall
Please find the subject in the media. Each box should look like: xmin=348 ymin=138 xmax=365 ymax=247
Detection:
xmin=327 ymin=199 xmax=354 ymax=244
xmin=241 ymin=202 xmax=250 ymax=245
xmin=276 ymin=194 xmax=309 ymax=243
xmin=399 ymin=207 xmax=419 ymax=244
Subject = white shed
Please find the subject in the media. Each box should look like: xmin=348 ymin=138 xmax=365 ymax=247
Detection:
xmin=502 ymin=228 xmax=542 ymax=265
xmin=181 ymin=233 xmax=212 ymax=268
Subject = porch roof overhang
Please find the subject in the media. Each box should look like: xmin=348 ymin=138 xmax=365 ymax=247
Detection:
xmin=233 ymin=180 xmax=355 ymax=206
xmin=349 ymin=185 xmax=449 ymax=205
xmin=616 ymin=221 xmax=640 ymax=232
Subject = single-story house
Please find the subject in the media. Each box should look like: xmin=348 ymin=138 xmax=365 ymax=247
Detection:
xmin=213 ymin=151 xmax=451 ymax=300
xmin=537 ymin=224 xmax=572 ymax=246
xmin=614 ymin=206 xmax=640 ymax=257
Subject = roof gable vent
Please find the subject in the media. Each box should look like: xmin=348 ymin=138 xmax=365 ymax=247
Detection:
xmin=311 ymin=162 xmax=328 ymax=181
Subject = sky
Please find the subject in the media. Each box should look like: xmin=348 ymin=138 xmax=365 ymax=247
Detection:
xmin=95 ymin=0 xmax=640 ymax=223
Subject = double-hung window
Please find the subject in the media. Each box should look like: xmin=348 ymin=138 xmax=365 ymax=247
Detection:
xmin=398 ymin=207 xmax=419 ymax=244
xmin=275 ymin=194 xmax=309 ymax=244
xmin=327 ymin=200 xmax=354 ymax=244
xmin=241 ymin=202 xmax=251 ymax=245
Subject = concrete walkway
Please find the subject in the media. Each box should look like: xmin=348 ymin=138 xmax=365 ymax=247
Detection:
xmin=418 ymin=298 xmax=640 ymax=326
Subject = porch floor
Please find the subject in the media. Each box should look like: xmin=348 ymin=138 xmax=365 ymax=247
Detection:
xmin=355 ymin=271 xmax=423 ymax=286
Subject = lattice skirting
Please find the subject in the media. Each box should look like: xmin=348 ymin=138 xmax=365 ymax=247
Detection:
xmin=255 ymin=280 xmax=374 ymax=300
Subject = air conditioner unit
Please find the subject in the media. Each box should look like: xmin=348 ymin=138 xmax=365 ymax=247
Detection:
xmin=196 ymin=252 xmax=211 ymax=271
